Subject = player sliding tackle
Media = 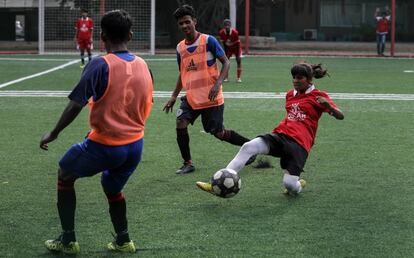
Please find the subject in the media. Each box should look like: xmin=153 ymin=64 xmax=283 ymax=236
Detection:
xmin=197 ymin=62 xmax=344 ymax=196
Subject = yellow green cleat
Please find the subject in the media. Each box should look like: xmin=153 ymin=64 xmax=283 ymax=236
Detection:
xmin=196 ymin=181 xmax=215 ymax=195
xmin=45 ymin=237 xmax=80 ymax=254
xmin=107 ymin=240 xmax=136 ymax=253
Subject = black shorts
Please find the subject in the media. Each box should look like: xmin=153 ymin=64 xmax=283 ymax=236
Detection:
xmin=176 ymin=96 xmax=224 ymax=134
xmin=259 ymin=133 xmax=308 ymax=176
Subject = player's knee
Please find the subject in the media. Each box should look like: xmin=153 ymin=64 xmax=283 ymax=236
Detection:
xmin=239 ymin=140 xmax=257 ymax=155
xmin=214 ymin=130 xmax=225 ymax=140
xmin=282 ymin=173 xmax=300 ymax=192
xmin=176 ymin=119 xmax=188 ymax=129
xmin=104 ymin=190 xmax=125 ymax=203
xmin=58 ymin=168 xmax=78 ymax=182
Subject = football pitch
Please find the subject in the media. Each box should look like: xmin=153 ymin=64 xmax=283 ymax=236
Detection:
xmin=0 ymin=55 xmax=413 ymax=257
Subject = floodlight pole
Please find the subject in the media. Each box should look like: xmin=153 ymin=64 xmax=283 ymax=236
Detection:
xmin=244 ymin=0 xmax=250 ymax=54
xmin=390 ymin=0 xmax=395 ymax=57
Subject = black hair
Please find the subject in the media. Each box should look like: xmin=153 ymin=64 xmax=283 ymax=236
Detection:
xmin=173 ymin=5 xmax=196 ymax=20
xmin=223 ymin=19 xmax=231 ymax=25
xmin=291 ymin=62 xmax=328 ymax=80
xmin=81 ymin=9 xmax=88 ymax=13
xmin=101 ymin=9 xmax=132 ymax=44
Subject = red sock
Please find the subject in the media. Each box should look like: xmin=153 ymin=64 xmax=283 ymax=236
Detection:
xmin=237 ymin=68 xmax=242 ymax=79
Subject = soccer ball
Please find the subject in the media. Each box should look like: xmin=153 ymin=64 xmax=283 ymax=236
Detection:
xmin=211 ymin=168 xmax=241 ymax=198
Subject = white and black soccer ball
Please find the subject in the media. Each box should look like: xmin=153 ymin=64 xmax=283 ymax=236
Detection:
xmin=211 ymin=168 xmax=241 ymax=198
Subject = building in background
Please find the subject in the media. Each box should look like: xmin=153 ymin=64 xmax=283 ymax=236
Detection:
xmin=0 ymin=0 xmax=413 ymax=52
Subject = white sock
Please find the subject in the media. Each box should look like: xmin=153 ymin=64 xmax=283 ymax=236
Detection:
xmin=226 ymin=137 xmax=269 ymax=173
xmin=283 ymin=173 xmax=302 ymax=193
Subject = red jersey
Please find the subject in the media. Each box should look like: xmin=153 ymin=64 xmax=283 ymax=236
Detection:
xmin=75 ymin=17 xmax=93 ymax=40
xmin=273 ymin=86 xmax=338 ymax=153
xmin=376 ymin=17 xmax=389 ymax=34
xmin=218 ymin=28 xmax=241 ymax=49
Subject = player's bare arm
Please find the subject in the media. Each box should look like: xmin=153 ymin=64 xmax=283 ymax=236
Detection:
xmin=40 ymin=100 xmax=83 ymax=150
xmin=163 ymin=75 xmax=183 ymax=113
xmin=316 ymin=96 xmax=344 ymax=120
xmin=208 ymin=54 xmax=229 ymax=101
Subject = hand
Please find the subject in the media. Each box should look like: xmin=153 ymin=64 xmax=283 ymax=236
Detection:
xmin=375 ymin=7 xmax=380 ymax=12
xmin=40 ymin=131 xmax=58 ymax=150
xmin=163 ymin=97 xmax=176 ymax=113
xmin=316 ymin=96 xmax=331 ymax=109
xmin=208 ymin=85 xmax=220 ymax=101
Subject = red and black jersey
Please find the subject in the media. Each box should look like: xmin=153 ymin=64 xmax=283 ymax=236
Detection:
xmin=273 ymin=86 xmax=338 ymax=153
xmin=75 ymin=17 xmax=93 ymax=40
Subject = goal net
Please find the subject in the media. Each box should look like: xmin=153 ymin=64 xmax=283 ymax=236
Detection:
xmin=41 ymin=0 xmax=153 ymax=54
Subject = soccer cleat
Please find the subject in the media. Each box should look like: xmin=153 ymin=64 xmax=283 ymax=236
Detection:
xmin=223 ymin=78 xmax=229 ymax=82
xmin=176 ymin=163 xmax=195 ymax=174
xmin=283 ymin=179 xmax=306 ymax=195
xmin=196 ymin=181 xmax=215 ymax=195
xmin=237 ymin=78 xmax=242 ymax=83
xmin=80 ymin=64 xmax=85 ymax=69
xmin=45 ymin=236 xmax=80 ymax=254
xmin=245 ymin=155 xmax=257 ymax=166
xmin=299 ymin=179 xmax=306 ymax=189
xmin=107 ymin=240 xmax=136 ymax=253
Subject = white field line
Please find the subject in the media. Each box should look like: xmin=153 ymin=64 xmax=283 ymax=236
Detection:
xmin=0 ymin=59 xmax=80 ymax=89
xmin=0 ymin=57 xmax=176 ymax=62
xmin=0 ymin=58 xmax=74 ymax=61
xmin=0 ymin=90 xmax=414 ymax=100
xmin=0 ymin=57 xmax=176 ymax=89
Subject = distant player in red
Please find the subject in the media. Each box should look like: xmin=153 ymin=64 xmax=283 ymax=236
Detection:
xmin=218 ymin=19 xmax=242 ymax=83
xmin=374 ymin=7 xmax=391 ymax=56
xmin=197 ymin=62 xmax=344 ymax=196
xmin=75 ymin=9 xmax=93 ymax=68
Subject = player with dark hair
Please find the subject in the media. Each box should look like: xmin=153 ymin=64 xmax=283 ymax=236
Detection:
xmin=75 ymin=9 xmax=93 ymax=68
xmin=218 ymin=19 xmax=242 ymax=83
xmin=197 ymin=62 xmax=344 ymax=195
xmin=40 ymin=10 xmax=153 ymax=254
xmin=163 ymin=5 xmax=255 ymax=174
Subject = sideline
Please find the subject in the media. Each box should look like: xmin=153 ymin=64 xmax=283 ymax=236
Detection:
xmin=1 ymin=90 xmax=413 ymax=100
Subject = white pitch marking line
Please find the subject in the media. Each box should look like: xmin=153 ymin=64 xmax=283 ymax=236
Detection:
xmin=0 ymin=57 xmax=74 ymax=61
xmin=403 ymin=70 xmax=414 ymax=73
xmin=1 ymin=91 xmax=414 ymax=100
xmin=0 ymin=59 xmax=80 ymax=89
